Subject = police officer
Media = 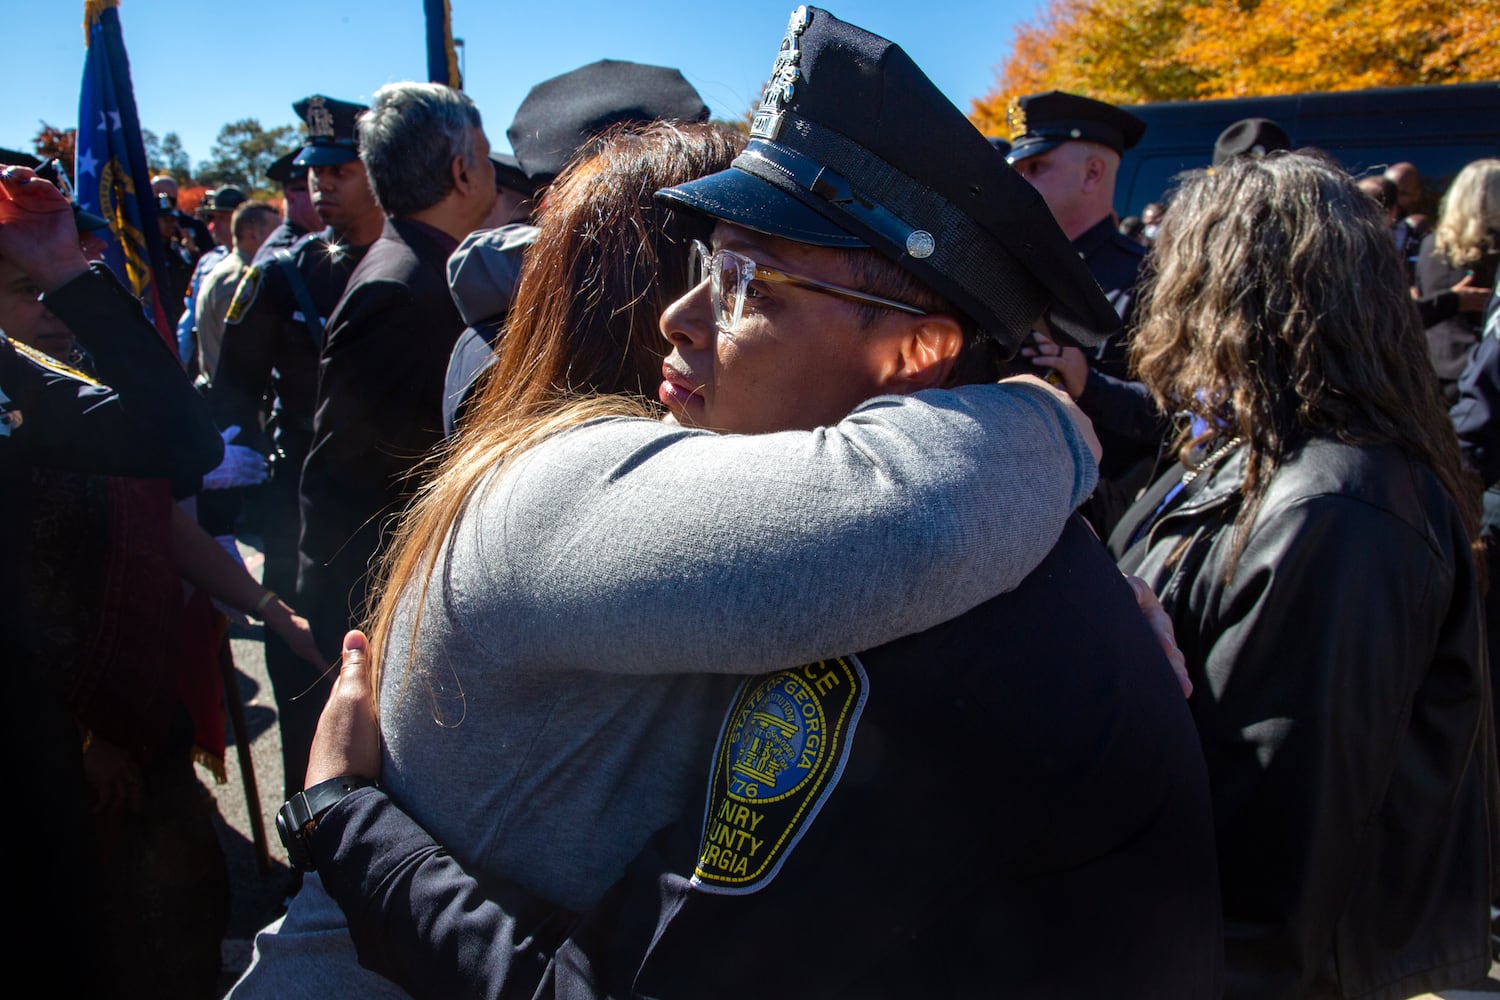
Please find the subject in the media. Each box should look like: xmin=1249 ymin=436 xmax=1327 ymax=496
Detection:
xmin=255 ymin=149 xmax=323 ymax=264
xmin=1007 ymin=91 xmax=1147 ymax=333
xmin=210 ymin=94 xmax=382 ymax=801
xmin=176 ymin=184 xmax=247 ymax=374
xmin=1008 ymin=91 xmax=1164 ymax=534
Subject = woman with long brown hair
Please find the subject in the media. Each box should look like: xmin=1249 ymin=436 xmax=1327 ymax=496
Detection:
xmin=1111 ymin=151 xmax=1493 ymax=999
xmin=235 ymin=120 xmax=1102 ymax=996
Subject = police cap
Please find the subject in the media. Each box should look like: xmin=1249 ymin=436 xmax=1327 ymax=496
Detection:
xmin=267 ymin=149 xmax=308 ymax=188
xmin=291 ymin=95 xmax=367 ymax=168
xmin=1005 ymin=91 xmax=1147 ymax=163
xmin=1 ymin=152 xmax=111 ymax=233
xmin=656 ymin=6 xmax=1120 ymax=353
xmin=1211 ymin=117 xmax=1290 ymax=166
xmin=490 ymin=152 xmax=536 ymax=197
xmin=506 ymin=59 xmax=709 ymax=185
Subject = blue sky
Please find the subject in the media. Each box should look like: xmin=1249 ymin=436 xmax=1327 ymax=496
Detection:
xmin=3 ymin=0 xmax=1037 ymax=168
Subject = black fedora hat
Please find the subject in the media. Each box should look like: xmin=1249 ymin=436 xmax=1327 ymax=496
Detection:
xmin=657 ymin=6 xmax=1119 ymax=351
xmin=292 ymin=95 xmax=367 ymax=168
xmin=507 ymin=59 xmax=709 ymax=185
xmin=1211 ymin=117 xmax=1291 ymax=166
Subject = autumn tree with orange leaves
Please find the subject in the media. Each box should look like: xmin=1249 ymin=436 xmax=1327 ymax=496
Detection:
xmin=971 ymin=0 xmax=1500 ymax=136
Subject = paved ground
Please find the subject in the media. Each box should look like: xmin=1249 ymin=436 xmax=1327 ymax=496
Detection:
xmin=201 ymin=544 xmax=1500 ymax=999
xmin=199 ymin=538 xmax=305 ymax=996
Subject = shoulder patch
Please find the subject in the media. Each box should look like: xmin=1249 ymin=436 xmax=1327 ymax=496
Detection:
xmin=691 ymin=656 xmax=868 ymax=894
xmin=224 ymin=265 xmax=264 ymax=325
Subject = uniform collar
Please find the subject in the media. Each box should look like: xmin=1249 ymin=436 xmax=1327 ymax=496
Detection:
xmin=1072 ymin=215 xmax=1121 ymax=258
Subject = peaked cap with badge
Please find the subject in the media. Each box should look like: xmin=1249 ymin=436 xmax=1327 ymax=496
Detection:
xmin=0 ymin=149 xmax=108 ymax=233
xmin=1005 ymin=90 xmax=1147 ymax=163
xmin=291 ymin=95 xmax=368 ymax=168
xmin=266 ymin=149 xmax=305 ymax=187
xmin=506 ymin=59 xmax=709 ymax=185
xmin=656 ymin=7 xmax=1120 ymax=353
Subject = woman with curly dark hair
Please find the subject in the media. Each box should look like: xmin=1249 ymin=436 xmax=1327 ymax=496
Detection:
xmin=1111 ymin=151 xmax=1495 ymax=1000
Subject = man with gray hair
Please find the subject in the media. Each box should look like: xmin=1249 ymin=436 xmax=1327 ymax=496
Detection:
xmin=297 ymin=81 xmax=497 ymax=659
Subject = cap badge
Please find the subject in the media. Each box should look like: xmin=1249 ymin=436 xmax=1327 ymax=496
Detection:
xmin=750 ymin=6 xmax=812 ymax=141
xmin=906 ymin=231 xmax=935 ymax=259
xmin=307 ymin=97 xmax=335 ymax=141
xmin=1006 ymin=99 xmax=1027 ymax=141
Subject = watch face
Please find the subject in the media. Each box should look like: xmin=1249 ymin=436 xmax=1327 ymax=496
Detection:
xmin=276 ymin=795 xmax=316 ymax=872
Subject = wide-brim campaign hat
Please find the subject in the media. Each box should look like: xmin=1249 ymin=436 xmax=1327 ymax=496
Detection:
xmin=292 ymin=95 xmax=367 ymax=168
xmin=657 ymin=6 xmax=1120 ymax=351
xmin=200 ymin=185 xmax=248 ymax=215
xmin=507 ymin=59 xmax=709 ymax=184
xmin=1005 ymin=90 xmax=1147 ymax=164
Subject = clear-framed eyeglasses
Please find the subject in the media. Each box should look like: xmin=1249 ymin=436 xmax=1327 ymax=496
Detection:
xmin=689 ymin=239 xmax=926 ymax=333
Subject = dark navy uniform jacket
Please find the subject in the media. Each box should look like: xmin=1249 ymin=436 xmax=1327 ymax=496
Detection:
xmin=314 ymin=517 xmax=1225 ymax=999
xmin=212 ymin=228 xmax=368 ymax=455
xmin=252 ymin=220 xmax=311 ymax=267
xmin=298 ymin=217 xmax=465 ymax=659
xmin=1073 ymin=215 xmax=1145 ymax=376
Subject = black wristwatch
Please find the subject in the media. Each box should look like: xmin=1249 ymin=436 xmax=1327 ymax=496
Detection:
xmin=276 ymin=775 xmax=379 ymax=872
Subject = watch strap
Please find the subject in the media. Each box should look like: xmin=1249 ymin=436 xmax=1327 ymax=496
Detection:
xmin=276 ymin=775 xmax=379 ymax=871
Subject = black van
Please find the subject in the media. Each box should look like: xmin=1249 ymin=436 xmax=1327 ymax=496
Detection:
xmin=1115 ymin=82 xmax=1500 ymax=217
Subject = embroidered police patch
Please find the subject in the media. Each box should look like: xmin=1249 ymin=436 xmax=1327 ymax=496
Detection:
xmin=224 ymin=265 xmax=263 ymax=326
xmin=691 ymin=656 xmax=868 ymax=894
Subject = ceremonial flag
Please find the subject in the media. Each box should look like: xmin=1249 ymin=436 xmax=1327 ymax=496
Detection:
xmin=424 ymin=0 xmax=462 ymax=89
xmin=77 ymin=0 xmax=173 ymax=344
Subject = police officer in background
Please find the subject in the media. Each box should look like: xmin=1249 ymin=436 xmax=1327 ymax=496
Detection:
xmin=211 ymin=94 xmax=383 ymax=801
xmin=177 ymin=184 xmax=247 ymax=374
xmin=1008 ymin=91 xmax=1165 ymax=535
xmin=255 ymin=149 xmax=324 ymax=264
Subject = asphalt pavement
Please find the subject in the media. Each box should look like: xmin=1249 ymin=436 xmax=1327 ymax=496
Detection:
xmin=203 ymin=537 xmax=305 ymax=996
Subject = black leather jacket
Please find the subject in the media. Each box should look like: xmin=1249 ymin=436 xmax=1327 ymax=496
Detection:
xmin=1112 ymin=436 xmax=1496 ymax=1000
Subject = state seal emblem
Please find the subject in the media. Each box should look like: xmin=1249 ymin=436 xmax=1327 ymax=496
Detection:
xmin=691 ymin=655 xmax=868 ymax=894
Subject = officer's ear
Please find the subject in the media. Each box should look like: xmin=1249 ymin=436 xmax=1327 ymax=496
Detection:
xmin=873 ymin=312 xmax=965 ymax=395
xmin=1081 ymin=152 xmax=1108 ymax=193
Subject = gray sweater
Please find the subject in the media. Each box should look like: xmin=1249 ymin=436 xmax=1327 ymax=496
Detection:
xmin=232 ymin=381 xmax=1097 ymax=998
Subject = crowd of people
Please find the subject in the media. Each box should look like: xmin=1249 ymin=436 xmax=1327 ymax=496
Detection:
xmin=4 ymin=4 xmax=1500 ymax=998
